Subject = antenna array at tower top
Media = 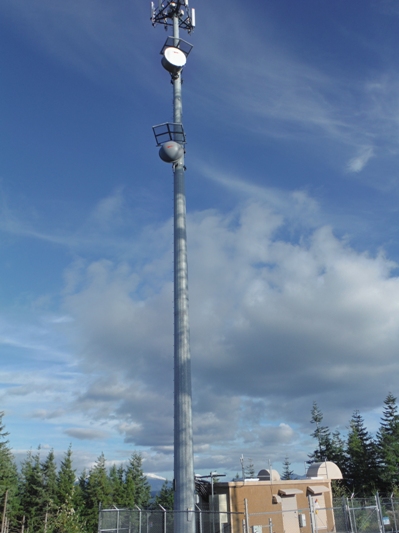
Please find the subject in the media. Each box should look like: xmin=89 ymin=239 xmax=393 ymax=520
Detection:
xmin=151 ymin=0 xmax=196 ymax=32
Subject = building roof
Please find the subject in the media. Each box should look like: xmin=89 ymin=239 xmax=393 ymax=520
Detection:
xmin=306 ymin=461 xmax=343 ymax=480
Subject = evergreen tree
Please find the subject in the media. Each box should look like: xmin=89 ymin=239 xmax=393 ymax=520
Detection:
xmin=124 ymin=453 xmax=151 ymax=508
xmin=56 ymin=445 xmax=76 ymax=506
xmin=109 ymin=464 xmax=125 ymax=507
xmin=154 ymin=480 xmax=174 ymax=510
xmin=19 ymin=449 xmax=46 ymax=532
xmin=73 ymin=469 xmax=89 ymax=518
xmin=327 ymin=430 xmax=347 ymax=478
xmin=45 ymin=446 xmax=85 ymax=533
xmin=47 ymin=502 xmax=87 ymax=533
xmin=42 ymin=449 xmax=58 ymax=514
xmin=308 ymin=402 xmax=331 ymax=462
xmin=81 ymin=453 xmax=112 ymax=533
xmin=376 ymin=393 xmax=399 ymax=492
xmin=346 ymin=410 xmax=378 ymax=496
xmin=0 ymin=412 xmax=19 ymax=528
xmin=331 ymin=479 xmax=349 ymax=498
xmin=281 ymin=456 xmax=294 ymax=480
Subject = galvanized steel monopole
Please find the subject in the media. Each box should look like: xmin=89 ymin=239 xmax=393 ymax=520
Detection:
xmin=150 ymin=3 xmax=196 ymax=533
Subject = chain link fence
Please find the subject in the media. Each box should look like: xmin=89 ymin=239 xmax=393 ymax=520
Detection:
xmin=245 ymin=497 xmax=395 ymax=533
xmin=99 ymin=507 xmax=233 ymax=533
xmin=99 ymin=496 xmax=399 ymax=533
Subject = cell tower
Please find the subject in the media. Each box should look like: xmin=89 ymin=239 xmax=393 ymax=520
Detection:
xmin=151 ymin=2 xmax=196 ymax=533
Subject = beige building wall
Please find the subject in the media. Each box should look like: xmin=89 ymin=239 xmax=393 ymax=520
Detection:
xmin=213 ymin=478 xmax=334 ymax=533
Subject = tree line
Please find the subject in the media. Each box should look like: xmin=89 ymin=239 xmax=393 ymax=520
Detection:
xmin=3 ymin=392 xmax=399 ymax=531
xmin=307 ymin=393 xmax=399 ymax=497
xmin=0 ymin=412 xmax=172 ymax=533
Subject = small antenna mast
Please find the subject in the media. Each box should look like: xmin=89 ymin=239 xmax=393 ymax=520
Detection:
xmin=151 ymin=3 xmax=196 ymax=533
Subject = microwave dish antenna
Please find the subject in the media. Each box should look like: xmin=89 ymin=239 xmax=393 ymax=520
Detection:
xmin=162 ymin=47 xmax=187 ymax=74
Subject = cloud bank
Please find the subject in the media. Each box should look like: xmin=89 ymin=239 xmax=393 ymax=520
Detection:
xmin=25 ymin=189 xmax=396 ymax=472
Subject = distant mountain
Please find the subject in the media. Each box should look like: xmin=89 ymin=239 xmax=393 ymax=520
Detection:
xmin=146 ymin=474 xmax=169 ymax=497
xmin=291 ymin=473 xmax=307 ymax=480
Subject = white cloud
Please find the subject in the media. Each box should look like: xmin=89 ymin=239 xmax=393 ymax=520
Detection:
xmin=88 ymin=188 xmax=126 ymax=230
xmin=64 ymin=428 xmax=109 ymax=441
xmin=197 ymin=163 xmax=321 ymax=228
xmin=347 ymin=146 xmax=374 ymax=173
xmin=2 ymin=183 xmax=399 ymax=474
xmin=36 ymin=196 xmax=397 ymax=472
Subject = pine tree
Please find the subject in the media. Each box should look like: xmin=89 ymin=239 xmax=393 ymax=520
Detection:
xmin=56 ymin=445 xmax=76 ymax=506
xmin=281 ymin=456 xmax=294 ymax=480
xmin=81 ymin=453 xmax=112 ymax=533
xmin=327 ymin=430 xmax=347 ymax=477
xmin=153 ymin=479 xmax=174 ymax=533
xmin=331 ymin=479 xmax=349 ymax=498
xmin=109 ymin=464 xmax=125 ymax=507
xmin=42 ymin=449 xmax=58 ymax=514
xmin=19 ymin=448 xmax=46 ymax=532
xmin=46 ymin=446 xmax=85 ymax=533
xmin=47 ymin=502 xmax=87 ymax=533
xmin=0 ymin=412 xmax=19 ymax=528
xmin=346 ymin=410 xmax=378 ymax=496
xmin=124 ymin=453 xmax=151 ymax=508
xmin=308 ymin=402 xmax=331 ymax=462
xmin=376 ymin=393 xmax=399 ymax=492
xmin=154 ymin=481 xmax=174 ymax=510
xmin=73 ymin=469 xmax=89 ymax=518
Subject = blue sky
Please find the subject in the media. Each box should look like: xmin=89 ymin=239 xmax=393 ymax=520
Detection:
xmin=1 ymin=0 xmax=399 ymax=480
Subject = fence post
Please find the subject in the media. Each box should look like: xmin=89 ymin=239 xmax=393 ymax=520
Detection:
xmin=347 ymin=497 xmax=357 ymax=533
xmin=244 ymin=499 xmax=250 ymax=533
xmin=340 ymin=497 xmax=348 ymax=533
xmin=375 ymin=494 xmax=384 ymax=533
xmin=159 ymin=505 xmax=167 ymax=533
xmin=1 ymin=489 xmax=8 ymax=533
xmin=135 ymin=505 xmax=142 ymax=533
xmin=98 ymin=502 xmax=102 ymax=533
xmin=390 ymin=494 xmax=398 ymax=533
xmin=195 ymin=505 xmax=202 ymax=533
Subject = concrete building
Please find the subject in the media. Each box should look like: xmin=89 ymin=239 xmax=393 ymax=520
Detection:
xmin=210 ymin=462 xmax=343 ymax=533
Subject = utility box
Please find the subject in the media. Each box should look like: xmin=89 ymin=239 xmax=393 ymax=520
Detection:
xmin=298 ymin=514 xmax=306 ymax=527
xmin=252 ymin=526 xmax=262 ymax=533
